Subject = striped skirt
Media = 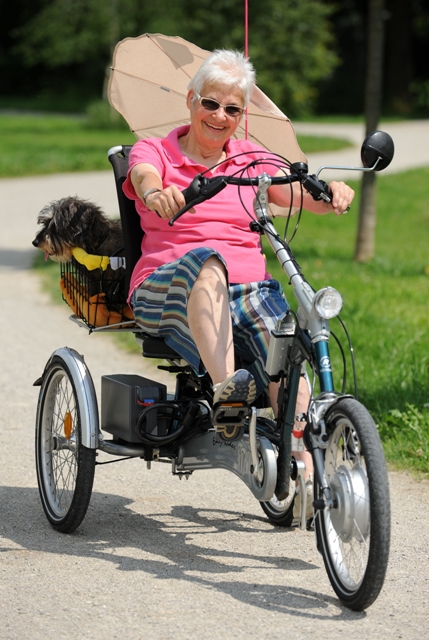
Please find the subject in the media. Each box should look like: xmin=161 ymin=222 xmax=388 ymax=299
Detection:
xmin=131 ymin=248 xmax=288 ymax=394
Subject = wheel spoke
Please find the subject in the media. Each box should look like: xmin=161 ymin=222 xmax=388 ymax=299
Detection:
xmin=38 ymin=369 xmax=79 ymax=517
xmin=322 ymin=418 xmax=371 ymax=588
xmin=314 ymin=398 xmax=390 ymax=609
xmin=35 ymin=354 xmax=96 ymax=533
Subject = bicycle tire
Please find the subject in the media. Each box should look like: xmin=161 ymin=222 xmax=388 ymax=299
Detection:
xmin=35 ymin=355 xmax=96 ymax=533
xmin=314 ymin=397 xmax=390 ymax=610
xmin=260 ymin=479 xmax=295 ymax=526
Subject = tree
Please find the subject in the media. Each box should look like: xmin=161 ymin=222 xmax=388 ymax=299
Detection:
xmin=10 ymin=0 xmax=339 ymax=116
xmin=354 ymin=0 xmax=385 ymax=262
xmin=148 ymin=0 xmax=339 ymax=117
xmin=10 ymin=0 xmax=154 ymax=101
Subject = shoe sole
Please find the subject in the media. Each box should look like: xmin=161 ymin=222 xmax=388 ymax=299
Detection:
xmin=214 ymin=370 xmax=257 ymax=405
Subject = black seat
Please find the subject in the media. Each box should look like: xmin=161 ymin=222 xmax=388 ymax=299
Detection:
xmin=108 ymin=146 xmax=181 ymax=360
xmin=107 ymin=146 xmax=143 ymax=296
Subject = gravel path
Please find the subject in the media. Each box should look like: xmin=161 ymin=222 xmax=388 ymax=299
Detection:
xmin=1 ymin=122 xmax=429 ymax=639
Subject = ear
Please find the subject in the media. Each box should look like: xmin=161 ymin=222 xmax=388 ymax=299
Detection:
xmin=186 ymin=90 xmax=194 ymax=111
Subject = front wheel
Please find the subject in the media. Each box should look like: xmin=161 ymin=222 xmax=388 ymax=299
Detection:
xmin=35 ymin=354 xmax=96 ymax=533
xmin=314 ymin=397 xmax=390 ymax=610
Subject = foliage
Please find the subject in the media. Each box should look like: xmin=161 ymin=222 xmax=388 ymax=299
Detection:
xmin=11 ymin=0 xmax=339 ymax=116
xmin=410 ymin=79 xmax=429 ymax=114
xmin=377 ymin=404 xmax=429 ymax=475
xmin=85 ymin=100 xmax=130 ymax=130
xmin=3 ymin=1 xmax=429 ymax=117
xmin=12 ymin=0 xmax=147 ymax=67
xmin=148 ymin=0 xmax=339 ymax=116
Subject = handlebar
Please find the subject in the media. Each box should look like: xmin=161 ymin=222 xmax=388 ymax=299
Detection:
xmin=169 ymin=161 xmax=332 ymax=225
xmin=166 ymin=130 xmax=395 ymax=225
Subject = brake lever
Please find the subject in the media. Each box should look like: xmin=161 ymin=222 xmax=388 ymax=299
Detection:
xmin=290 ymin=161 xmax=332 ymax=203
xmin=169 ymin=176 xmax=228 ymax=226
xmin=169 ymin=195 xmax=207 ymax=225
xmin=302 ymin=174 xmax=332 ymax=202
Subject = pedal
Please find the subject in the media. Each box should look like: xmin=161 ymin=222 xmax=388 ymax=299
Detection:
xmin=212 ymin=401 xmax=250 ymax=441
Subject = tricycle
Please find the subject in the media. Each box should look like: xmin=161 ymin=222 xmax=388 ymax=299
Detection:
xmin=34 ymin=130 xmax=394 ymax=611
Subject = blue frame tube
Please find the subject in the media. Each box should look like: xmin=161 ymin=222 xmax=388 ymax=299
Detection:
xmin=315 ymin=341 xmax=334 ymax=392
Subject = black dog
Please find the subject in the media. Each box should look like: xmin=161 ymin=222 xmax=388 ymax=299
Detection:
xmin=33 ymin=196 xmax=124 ymax=262
xmin=33 ymin=196 xmax=127 ymax=310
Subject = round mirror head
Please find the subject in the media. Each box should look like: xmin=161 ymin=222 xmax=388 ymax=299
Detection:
xmin=361 ymin=131 xmax=394 ymax=171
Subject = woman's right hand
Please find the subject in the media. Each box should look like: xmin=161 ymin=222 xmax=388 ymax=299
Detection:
xmin=131 ymin=162 xmax=194 ymax=219
xmin=144 ymin=185 xmax=186 ymax=220
xmin=146 ymin=186 xmax=195 ymax=219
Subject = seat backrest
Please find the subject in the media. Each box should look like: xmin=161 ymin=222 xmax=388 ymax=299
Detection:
xmin=108 ymin=145 xmax=143 ymax=296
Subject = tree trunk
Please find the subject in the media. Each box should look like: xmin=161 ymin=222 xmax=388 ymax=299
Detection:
xmin=354 ymin=0 xmax=385 ymax=262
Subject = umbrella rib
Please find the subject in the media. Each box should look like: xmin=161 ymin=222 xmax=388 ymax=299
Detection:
xmin=111 ymin=69 xmax=188 ymax=98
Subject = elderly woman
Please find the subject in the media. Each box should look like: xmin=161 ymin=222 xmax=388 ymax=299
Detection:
xmin=123 ymin=49 xmax=354 ymax=468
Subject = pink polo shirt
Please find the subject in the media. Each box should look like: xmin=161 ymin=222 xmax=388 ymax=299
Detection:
xmin=123 ymin=125 xmax=277 ymax=297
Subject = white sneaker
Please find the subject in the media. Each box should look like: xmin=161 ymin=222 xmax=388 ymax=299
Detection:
xmin=213 ymin=369 xmax=257 ymax=406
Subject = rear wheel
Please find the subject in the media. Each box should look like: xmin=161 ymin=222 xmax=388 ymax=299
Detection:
xmin=260 ymin=479 xmax=295 ymax=526
xmin=314 ymin=398 xmax=390 ymax=610
xmin=35 ymin=355 xmax=96 ymax=533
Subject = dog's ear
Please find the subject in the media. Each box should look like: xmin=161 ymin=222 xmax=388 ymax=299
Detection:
xmin=70 ymin=199 xmax=109 ymax=253
xmin=51 ymin=197 xmax=82 ymax=239
xmin=37 ymin=203 xmax=55 ymax=225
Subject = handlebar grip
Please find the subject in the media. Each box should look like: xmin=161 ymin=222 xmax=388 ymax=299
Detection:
xmin=169 ymin=175 xmax=228 ymax=226
xmin=302 ymin=174 xmax=332 ymax=203
xmin=320 ymin=180 xmax=333 ymax=203
xmin=181 ymin=175 xmax=203 ymax=204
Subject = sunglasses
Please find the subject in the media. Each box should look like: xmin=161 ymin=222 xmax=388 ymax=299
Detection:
xmin=196 ymin=93 xmax=244 ymax=117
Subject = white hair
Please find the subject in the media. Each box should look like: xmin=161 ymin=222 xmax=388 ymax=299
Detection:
xmin=188 ymin=49 xmax=256 ymax=106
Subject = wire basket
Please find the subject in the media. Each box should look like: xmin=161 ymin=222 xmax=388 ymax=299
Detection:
xmin=60 ymin=257 xmax=134 ymax=329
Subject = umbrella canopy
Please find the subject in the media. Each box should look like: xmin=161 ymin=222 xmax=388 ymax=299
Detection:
xmin=108 ymin=33 xmax=306 ymax=163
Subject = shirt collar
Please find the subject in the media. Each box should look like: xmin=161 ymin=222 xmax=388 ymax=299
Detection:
xmin=161 ymin=126 xmax=253 ymax=168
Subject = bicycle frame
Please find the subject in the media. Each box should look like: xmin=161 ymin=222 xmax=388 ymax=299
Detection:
xmin=254 ymin=174 xmax=335 ymax=386
xmin=253 ymin=174 xmax=344 ymax=506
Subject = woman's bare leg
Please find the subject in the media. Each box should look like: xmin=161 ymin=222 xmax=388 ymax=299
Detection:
xmin=269 ymin=376 xmax=313 ymax=478
xmin=187 ymin=256 xmax=234 ymax=385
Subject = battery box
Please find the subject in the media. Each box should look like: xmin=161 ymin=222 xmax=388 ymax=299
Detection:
xmin=101 ymin=374 xmax=168 ymax=443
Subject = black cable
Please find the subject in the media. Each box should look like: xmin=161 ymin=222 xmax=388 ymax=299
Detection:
xmin=337 ymin=315 xmax=358 ymax=399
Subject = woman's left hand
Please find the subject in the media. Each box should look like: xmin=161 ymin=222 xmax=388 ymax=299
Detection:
xmin=328 ymin=181 xmax=355 ymax=216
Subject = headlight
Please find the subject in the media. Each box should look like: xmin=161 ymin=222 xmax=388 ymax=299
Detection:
xmin=313 ymin=287 xmax=343 ymax=319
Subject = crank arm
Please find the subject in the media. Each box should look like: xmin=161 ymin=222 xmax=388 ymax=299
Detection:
xmin=249 ymin=407 xmax=263 ymax=482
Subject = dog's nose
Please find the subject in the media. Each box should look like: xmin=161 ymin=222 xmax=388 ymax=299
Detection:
xmin=32 ymin=239 xmax=39 ymax=248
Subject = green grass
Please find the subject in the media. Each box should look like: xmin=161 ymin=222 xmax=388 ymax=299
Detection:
xmin=265 ymin=167 xmax=429 ymax=475
xmin=0 ymin=114 xmax=136 ymax=177
xmin=0 ymin=113 xmax=351 ymax=177
xmin=295 ymin=135 xmax=352 ymax=153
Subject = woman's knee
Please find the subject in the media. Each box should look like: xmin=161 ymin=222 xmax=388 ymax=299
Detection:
xmin=196 ymin=255 xmax=228 ymax=287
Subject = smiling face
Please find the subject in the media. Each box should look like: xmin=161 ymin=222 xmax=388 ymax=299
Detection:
xmin=186 ymin=82 xmax=245 ymax=153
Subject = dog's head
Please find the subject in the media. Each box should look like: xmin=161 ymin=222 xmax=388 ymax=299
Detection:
xmin=32 ymin=196 xmax=109 ymax=262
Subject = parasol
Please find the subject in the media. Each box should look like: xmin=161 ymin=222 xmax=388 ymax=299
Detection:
xmin=108 ymin=33 xmax=306 ymax=163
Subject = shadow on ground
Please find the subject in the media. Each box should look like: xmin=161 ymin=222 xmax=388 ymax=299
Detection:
xmin=0 ymin=485 xmax=365 ymax=621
